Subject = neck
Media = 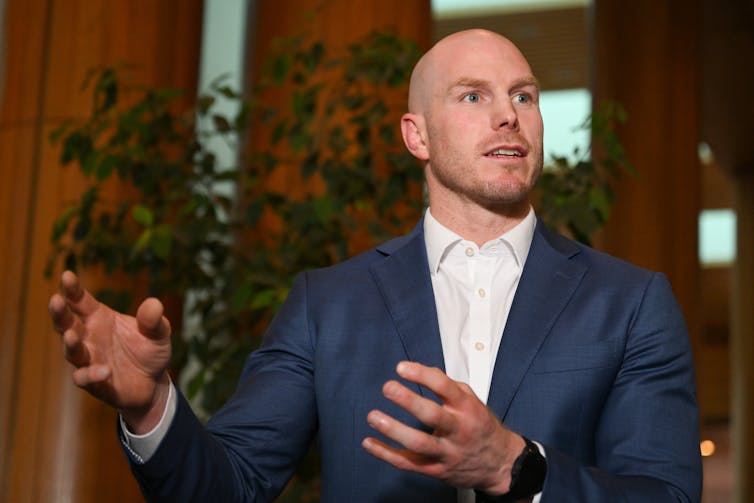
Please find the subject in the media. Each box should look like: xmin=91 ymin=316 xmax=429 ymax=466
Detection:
xmin=428 ymin=198 xmax=530 ymax=247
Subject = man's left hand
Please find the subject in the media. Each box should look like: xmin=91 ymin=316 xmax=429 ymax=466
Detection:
xmin=361 ymin=361 xmax=525 ymax=495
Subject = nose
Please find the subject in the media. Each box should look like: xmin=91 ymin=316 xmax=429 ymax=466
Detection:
xmin=492 ymin=100 xmax=519 ymax=131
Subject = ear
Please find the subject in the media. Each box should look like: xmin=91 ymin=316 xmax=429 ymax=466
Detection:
xmin=401 ymin=113 xmax=429 ymax=161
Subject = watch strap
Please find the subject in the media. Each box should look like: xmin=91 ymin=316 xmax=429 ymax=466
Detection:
xmin=475 ymin=436 xmax=547 ymax=502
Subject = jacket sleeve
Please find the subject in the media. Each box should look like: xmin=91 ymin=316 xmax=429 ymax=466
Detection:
xmin=539 ymin=273 xmax=702 ymax=502
xmin=122 ymin=273 xmax=318 ymax=502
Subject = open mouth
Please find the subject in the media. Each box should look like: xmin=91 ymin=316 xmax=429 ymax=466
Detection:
xmin=485 ymin=147 xmax=525 ymax=158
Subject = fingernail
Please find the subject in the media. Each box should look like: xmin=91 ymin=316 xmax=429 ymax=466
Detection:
xmin=397 ymin=361 xmax=417 ymax=377
xmin=382 ymin=381 xmax=396 ymax=398
xmin=367 ymin=411 xmax=384 ymax=428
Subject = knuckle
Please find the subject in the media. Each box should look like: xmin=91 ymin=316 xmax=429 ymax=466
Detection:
xmin=423 ymin=405 xmax=444 ymax=426
xmin=458 ymin=382 xmax=474 ymax=394
xmin=427 ymin=365 xmax=444 ymax=379
xmin=411 ymin=433 xmax=441 ymax=456
xmin=391 ymin=455 xmax=414 ymax=471
xmin=423 ymin=463 xmax=447 ymax=480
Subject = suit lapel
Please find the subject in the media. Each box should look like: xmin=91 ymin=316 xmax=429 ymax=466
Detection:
xmin=369 ymin=225 xmax=446 ymax=397
xmin=486 ymin=223 xmax=587 ymax=419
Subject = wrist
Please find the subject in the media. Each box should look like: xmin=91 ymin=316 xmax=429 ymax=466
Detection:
xmin=476 ymin=436 xmax=547 ymax=502
xmin=120 ymin=372 xmax=171 ymax=434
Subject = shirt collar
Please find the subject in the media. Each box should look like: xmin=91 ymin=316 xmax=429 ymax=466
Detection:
xmin=423 ymin=206 xmax=537 ymax=274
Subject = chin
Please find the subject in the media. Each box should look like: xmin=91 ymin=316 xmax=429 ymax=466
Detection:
xmin=479 ymin=180 xmax=532 ymax=203
xmin=474 ymin=191 xmax=530 ymax=211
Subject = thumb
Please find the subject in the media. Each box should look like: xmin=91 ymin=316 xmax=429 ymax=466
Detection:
xmin=136 ymin=297 xmax=171 ymax=340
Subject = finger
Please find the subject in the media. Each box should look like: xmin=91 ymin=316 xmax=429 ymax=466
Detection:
xmin=136 ymin=297 xmax=171 ymax=340
xmin=455 ymin=381 xmax=477 ymax=397
xmin=72 ymin=364 xmax=111 ymax=388
xmin=382 ymin=379 xmax=454 ymax=434
xmin=60 ymin=270 xmax=100 ymax=318
xmin=366 ymin=409 xmax=444 ymax=458
xmin=62 ymin=327 xmax=91 ymax=367
xmin=49 ymin=292 xmax=76 ymax=333
xmin=361 ymin=436 xmax=442 ymax=476
xmin=396 ymin=361 xmax=467 ymax=405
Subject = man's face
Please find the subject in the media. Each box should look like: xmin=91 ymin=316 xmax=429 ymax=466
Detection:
xmin=410 ymin=32 xmax=544 ymax=212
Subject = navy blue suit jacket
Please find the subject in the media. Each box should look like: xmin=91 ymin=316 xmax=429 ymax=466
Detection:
xmin=124 ymin=220 xmax=702 ymax=502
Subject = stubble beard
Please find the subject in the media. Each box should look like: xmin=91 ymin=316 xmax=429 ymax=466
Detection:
xmin=427 ymin=151 xmax=543 ymax=212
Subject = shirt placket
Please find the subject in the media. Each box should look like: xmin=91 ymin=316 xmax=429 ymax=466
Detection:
xmin=467 ymin=251 xmax=494 ymax=404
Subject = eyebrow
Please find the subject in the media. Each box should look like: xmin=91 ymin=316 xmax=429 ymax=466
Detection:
xmin=447 ymin=78 xmax=491 ymax=94
xmin=511 ymin=75 xmax=541 ymax=91
xmin=447 ymin=75 xmax=541 ymax=94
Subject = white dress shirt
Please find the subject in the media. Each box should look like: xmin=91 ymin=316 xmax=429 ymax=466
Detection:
xmin=423 ymin=207 xmax=535 ymax=404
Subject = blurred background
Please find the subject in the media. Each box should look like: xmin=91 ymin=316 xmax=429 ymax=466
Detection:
xmin=1 ymin=0 xmax=752 ymax=501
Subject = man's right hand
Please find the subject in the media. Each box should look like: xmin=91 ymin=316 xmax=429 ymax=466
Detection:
xmin=49 ymin=270 xmax=172 ymax=433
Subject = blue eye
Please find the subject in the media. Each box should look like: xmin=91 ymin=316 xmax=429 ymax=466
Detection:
xmin=513 ymin=93 xmax=530 ymax=104
xmin=463 ymin=92 xmax=480 ymax=103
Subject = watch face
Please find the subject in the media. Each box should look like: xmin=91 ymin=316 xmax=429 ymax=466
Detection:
xmin=473 ymin=490 xmax=512 ymax=503
xmin=509 ymin=438 xmax=547 ymax=498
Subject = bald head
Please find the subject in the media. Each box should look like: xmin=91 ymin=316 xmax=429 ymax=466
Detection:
xmin=407 ymin=30 xmax=534 ymax=115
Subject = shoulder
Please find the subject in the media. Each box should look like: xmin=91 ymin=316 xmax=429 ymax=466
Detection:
xmin=533 ymin=221 xmax=667 ymax=291
xmin=298 ymin=220 xmax=426 ymax=284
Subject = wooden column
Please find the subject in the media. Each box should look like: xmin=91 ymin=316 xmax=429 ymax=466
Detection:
xmin=0 ymin=0 xmax=48 ymax=497
xmin=592 ymin=0 xmax=702 ymax=397
xmin=731 ymin=169 xmax=754 ymax=502
xmin=698 ymin=0 xmax=754 ymax=500
xmin=243 ymin=0 xmax=432 ymax=246
xmin=245 ymin=0 xmax=433 ymax=146
xmin=248 ymin=0 xmax=432 ymax=72
xmin=0 ymin=1 xmax=203 ymax=501
xmin=245 ymin=0 xmax=432 ymax=155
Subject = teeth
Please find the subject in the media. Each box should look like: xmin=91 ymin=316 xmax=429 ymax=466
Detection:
xmin=488 ymin=148 xmax=522 ymax=157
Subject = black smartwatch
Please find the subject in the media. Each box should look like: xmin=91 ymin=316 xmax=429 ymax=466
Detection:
xmin=475 ymin=436 xmax=547 ymax=502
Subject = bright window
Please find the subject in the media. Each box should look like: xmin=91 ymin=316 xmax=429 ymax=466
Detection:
xmin=699 ymin=209 xmax=737 ymax=266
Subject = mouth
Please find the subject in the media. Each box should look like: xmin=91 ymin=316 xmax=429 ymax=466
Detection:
xmin=484 ymin=146 xmax=526 ymax=158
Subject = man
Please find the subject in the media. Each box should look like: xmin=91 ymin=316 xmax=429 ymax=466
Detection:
xmin=49 ymin=29 xmax=702 ymax=502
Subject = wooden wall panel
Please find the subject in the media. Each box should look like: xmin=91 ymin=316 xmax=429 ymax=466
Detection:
xmin=732 ymin=170 xmax=754 ymax=503
xmin=0 ymin=123 xmax=39 ymax=501
xmin=0 ymin=0 xmax=203 ymax=501
xmin=2 ymin=0 xmax=432 ymax=500
xmin=434 ymin=7 xmax=589 ymax=91
xmin=243 ymin=0 xmax=432 ymax=244
xmin=592 ymin=0 xmax=702 ymax=384
xmin=700 ymin=1 xmax=754 ymax=500
xmin=250 ymin=0 xmax=432 ymax=67
xmin=0 ymin=0 xmax=51 ymax=497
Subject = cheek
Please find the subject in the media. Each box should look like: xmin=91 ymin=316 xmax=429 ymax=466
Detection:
xmin=427 ymin=124 xmax=459 ymax=156
xmin=524 ymin=114 xmax=544 ymax=142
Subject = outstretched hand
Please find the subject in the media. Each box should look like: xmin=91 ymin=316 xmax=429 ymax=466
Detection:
xmin=49 ymin=270 xmax=172 ymax=432
xmin=362 ymin=361 xmax=524 ymax=495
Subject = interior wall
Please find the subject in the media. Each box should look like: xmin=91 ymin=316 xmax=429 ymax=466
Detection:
xmin=0 ymin=1 xmax=203 ymax=501
xmin=697 ymin=153 xmax=734 ymax=421
xmin=699 ymin=1 xmax=754 ymax=500
xmin=434 ymin=6 xmax=588 ymax=90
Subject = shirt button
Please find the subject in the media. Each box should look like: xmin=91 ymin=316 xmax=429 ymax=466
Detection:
xmin=478 ymin=288 xmax=486 ymax=298
xmin=465 ymin=247 xmax=475 ymax=257
xmin=474 ymin=342 xmax=485 ymax=351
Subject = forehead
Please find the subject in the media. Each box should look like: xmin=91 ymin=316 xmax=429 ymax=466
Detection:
xmin=429 ymin=34 xmax=534 ymax=89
